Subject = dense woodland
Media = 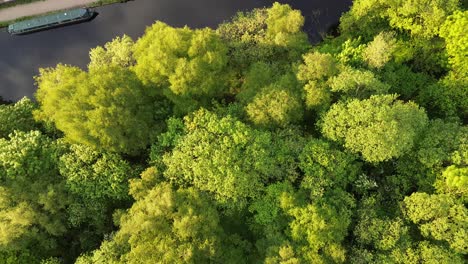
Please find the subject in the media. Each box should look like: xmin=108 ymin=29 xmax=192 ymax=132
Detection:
xmin=0 ymin=1 xmax=467 ymax=263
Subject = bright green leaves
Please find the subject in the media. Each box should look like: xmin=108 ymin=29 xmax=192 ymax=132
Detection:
xmin=328 ymin=67 xmax=390 ymax=98
xmin=266 ymin=2 xmax=304 ymax=37
xmin=299 ymin=139 xmax=361 ymax=195
xmin=0 ymin=131 xmax=68 ymax=260
xmin=386 ymin=0 xmax=459 ymax=38
xmin=162 ymin=109 xmax=298 ymax=208
xmin=35 ymin=65 xmax=158 ymax=155
xmin=245 ymin=85 xmax=303 ymax=128
xmin=440 ymin=10 xmax=468 ymax=78
xmin=437 ymin=166 xmax=468 ymax=202
xmin=238 ymin=63 xmax=304 ymax=128
xmin=265 ymin=2 xmax=309 ymax=51
xmin=416 ymin=120 xmax=467 ymax=169
xmin=352 ymin=194 xmax=411 ymax=256
xmin=296 ymin=52 xmax=338 ymax=110
xmin=0 ymin=130 xmax=62 ymax=183
xmin=250 ymin=183 xmax=355 ymax=263
xmin=217 ymin=3 xmax=309 ymax=69
xmin=302 ymin=81 xmax=332 ymax=110
xmin=0 ymin=97 xmax=38 ymax=139
xmin=58 ymin=144 xmax=140 ymax=246
xmin=339 ymin=0 xmax=390 ymax=39
xmin=133 ymin=22 xmax=229 ymax=113
xmin=321 ymin=95 xmax=428 ymax=162
xmin=249 ymin=182 xmax=294 ymax=231
xmin=297 ymin=52 xmax=339 ymax=82
xmin=88 ymin=35 xmax=135 ymax=70
xmin=341 ymin=0 xmax=460 ymax=39
xmin=363 ymin=31 xmax=397 ymax=69
xmin=2 ymin=1 xmax=467 ymax=263
xmin=87 ymin=183 xmax=239 ymax=264
xmin=59 ymin=144 xmax=135 ymax=201
xmin=287 ymin=189 xmax=355 ymax=263
xmin=338 ymin=0 xmax=461 ymax=77
xmin=404 ymin=193 xmax=468 ymax=254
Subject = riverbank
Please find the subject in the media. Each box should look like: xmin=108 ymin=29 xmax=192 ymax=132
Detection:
xmin=0 ymin=0 xmax=127 ymax=26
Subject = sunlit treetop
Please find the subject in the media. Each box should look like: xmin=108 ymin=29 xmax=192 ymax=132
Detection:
xmin=88 ymin=35 xmax=135 ymax=70
xmin=321 ymin=95 xmax=429 ymax=163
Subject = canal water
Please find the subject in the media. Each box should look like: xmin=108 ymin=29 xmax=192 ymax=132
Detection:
xmin=0 ymin=0 xmax=351 ymax=101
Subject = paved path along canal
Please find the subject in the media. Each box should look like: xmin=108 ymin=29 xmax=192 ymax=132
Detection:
xmin=0 ymin=0 xmax=98 ymax=22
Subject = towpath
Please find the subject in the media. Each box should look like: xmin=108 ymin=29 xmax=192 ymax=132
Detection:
xmin=0 ymin=0 xmax=98 ymax=22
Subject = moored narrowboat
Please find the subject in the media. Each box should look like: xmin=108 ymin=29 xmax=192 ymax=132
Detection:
xmin=8 ymin=8 xmax=96 ymax=35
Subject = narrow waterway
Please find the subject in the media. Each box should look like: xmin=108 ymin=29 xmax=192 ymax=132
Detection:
xmin=0 ymin=0 xmax=351 ymax=101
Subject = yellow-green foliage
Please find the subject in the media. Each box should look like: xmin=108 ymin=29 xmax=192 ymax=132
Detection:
xmin=439 ymin=10 xmax=468 ymax=78
xmin=321 ymin=95 xmax=429 ymax=162
xmin=1 ymin=1 xmax=467 ymax=262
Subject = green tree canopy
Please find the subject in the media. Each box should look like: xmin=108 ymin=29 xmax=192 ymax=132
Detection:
xmin=363 ymin=31 xmax=397 ymax=69
xmin=0 ymin=131 xmax=68 ymax=261
xmin=0 ymin=97 xmax=39 ymax=139
xmin=133 ymin=22 xmax=229 ymax=113
xmin=34 ymin=65 xmax=160 ymax=155
xmin=218 ymin=3 xmax=309 ymax=68
xmin=439 ymin=10 xmax=468 ymax=79
xmin=340 ymin=0 xmax=460 ymax=39
xmin=80 ymin=183 xmax=247 ymax=264
xmin=404 ymin=193 xmax=468 ymax=254
xmin=321 ymin=95 xmax=428 ymax=162
xmin=88 ymin=35 xmax=135 ymax=70
xmin=299 ymin=139 xmax=361 ymax=195
xmin=58 ymin=144 xmax=138 ymax=238
xmin=386 ymin=0 xmax=460 ymax=38
xmin=327 ymin=67 xmax=390 ymax=98
xmin=162 ymin=109 xmax=302 ymax=208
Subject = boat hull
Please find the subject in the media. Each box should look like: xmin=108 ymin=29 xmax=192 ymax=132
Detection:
xmin=8 ymin=8 xmax=97 ymax=35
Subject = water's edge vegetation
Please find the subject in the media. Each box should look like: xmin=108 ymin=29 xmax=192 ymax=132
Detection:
xmin=0 ymin=1 xmax=466 ymax=263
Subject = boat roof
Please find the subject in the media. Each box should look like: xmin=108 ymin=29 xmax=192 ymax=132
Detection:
xmin=8 ymin=8 xmax=89 ymax=32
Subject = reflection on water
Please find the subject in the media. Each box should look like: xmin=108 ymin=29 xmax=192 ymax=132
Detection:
xmin=0 ymin=0 xmax=351 ymax=101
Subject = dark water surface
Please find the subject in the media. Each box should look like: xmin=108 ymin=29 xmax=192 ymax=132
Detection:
xmin=0 ymin=0 xmax=351 ymax=101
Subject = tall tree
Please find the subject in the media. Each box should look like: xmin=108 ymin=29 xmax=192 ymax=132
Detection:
xmin=133 ymin=22 xmax=229 ymax=113
xmin=321 ymin=95 xmax=428 ymax=162
xmin=88 ymin=35 xmax=136 ymax=70
xmin=77 ymin=183 xmax=248 ymax=264
xmin=0 ymin=97 xmax=39 ymax=138
xmin=217 ymin=3 xmax=309 ymax=70
xmin=34 ymin=65 xmax=161 ymax=155
xmin=0 ymin=131 xmax=68 ymax=262
xmin=162 ymin=109 xmax=302 ymax=209
xmin=403 ymin=193 xmax=468 ymax=254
